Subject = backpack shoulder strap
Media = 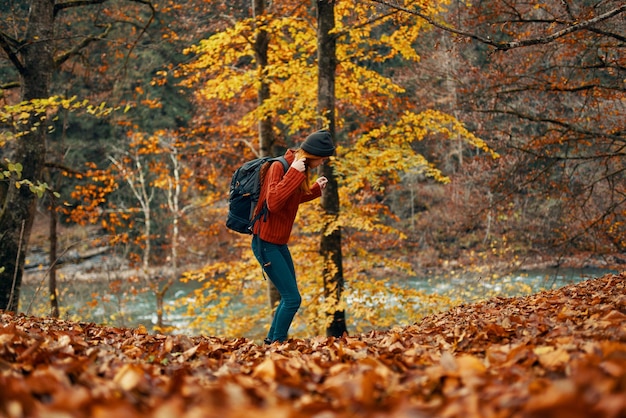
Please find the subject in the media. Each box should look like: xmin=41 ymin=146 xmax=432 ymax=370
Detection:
xmin=274 ymin=156 xmax=288 ymax=173
xmin=252 ymin=156 xmax=289 ymax=228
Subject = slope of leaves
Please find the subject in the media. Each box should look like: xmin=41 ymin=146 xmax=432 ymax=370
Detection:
xmin=2 ymin=273 xmax=625 ymax=417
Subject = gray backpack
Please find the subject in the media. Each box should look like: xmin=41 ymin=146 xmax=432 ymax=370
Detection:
xmin=226 ymin=156 xmax=288 ymax=234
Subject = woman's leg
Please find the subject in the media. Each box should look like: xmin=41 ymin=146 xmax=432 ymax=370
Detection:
xmin=252 ymin=238 xmax=301 ymax=342
xmin=267 ymin=243 xmax=299 ymax=341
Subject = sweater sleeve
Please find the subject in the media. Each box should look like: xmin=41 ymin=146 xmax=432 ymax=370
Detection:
xmin=265 ymin=161 xmax=305 ymax=213
xmin=300 ymin=182 xmax=322 ymax=203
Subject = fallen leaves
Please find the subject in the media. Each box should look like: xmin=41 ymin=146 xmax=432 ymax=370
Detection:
xmin=1 ymin=273 xmax=625 ymax=417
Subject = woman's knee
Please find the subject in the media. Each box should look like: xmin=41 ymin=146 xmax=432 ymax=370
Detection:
xmin=284 ymin=292 xmax=302 ymax=310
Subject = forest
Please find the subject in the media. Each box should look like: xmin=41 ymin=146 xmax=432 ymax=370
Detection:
xmin=1 ymin=0 xmax=625 ymax=338
xmin=1 ymin=0 xmax=625 ymax=416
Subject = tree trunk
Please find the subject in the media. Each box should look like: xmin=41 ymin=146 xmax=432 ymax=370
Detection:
xmin=253 ymin=0 xmax=282 ymax=311
xmin=317 ymin=0 xmax=347 ymax=337
xmin=156 ymin=289 xmax=165 ymax=329
xmin=49 ymin=199 xmax=60 ymax=318
xmin=0 ymin=0 xmax=54 ymax=312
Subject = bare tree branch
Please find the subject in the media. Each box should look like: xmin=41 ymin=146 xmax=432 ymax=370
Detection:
xmin=45 ymin=161 xmax=84 ymax=176
xmin=1 ymin=82 xmax=20 ymax=91
xmin=367 ymin=0 xmax=626 ymax=51
xmin=4 ymin=0 xmax=156 ymax=74
xmin=54 ymin=0 xmax=108 ymax=17
xmin=333 ymin=9 xmax=399 ymax=40
xmin=586 ymin=27 xmax=626 ymax=43
xmin=54 ymin=0 xmax=155 ymax=17
xmin=0 ymin=31 xmax=25 ymax=74
xmin=120 ymin=1 xmax=156 ymax=78
xmin=55 ymin=24 xmax=112 ymax=67
xmin=52 ymin=0 xmax=156 ymax=77
xmin=478 ymin=108 xmax=625 ymax=143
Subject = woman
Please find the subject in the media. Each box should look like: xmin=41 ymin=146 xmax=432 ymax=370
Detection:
xmin=251 ymin=129 xmax=335 ymax=344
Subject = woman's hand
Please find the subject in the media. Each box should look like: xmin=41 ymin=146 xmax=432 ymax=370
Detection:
xmin=316 ymin=176 xmax=329 ymax=189
xmin=291 ymin=158 xmax=306 ymax=173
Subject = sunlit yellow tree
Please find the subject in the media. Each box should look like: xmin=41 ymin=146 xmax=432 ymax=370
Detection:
xmin=177 ymin=0 xmax=498 ymax=339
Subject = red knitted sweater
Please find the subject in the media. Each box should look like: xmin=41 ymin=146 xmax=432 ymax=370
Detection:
xmin=252 ymin=150 xmax=322 ymax=244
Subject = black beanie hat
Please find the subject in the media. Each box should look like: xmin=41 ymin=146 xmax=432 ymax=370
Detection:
xmin=301 ymin=129 xmax=335 ymax=157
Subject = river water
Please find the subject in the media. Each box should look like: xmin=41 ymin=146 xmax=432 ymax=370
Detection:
xmin=19 ymin=267 xmax=616 ymax=336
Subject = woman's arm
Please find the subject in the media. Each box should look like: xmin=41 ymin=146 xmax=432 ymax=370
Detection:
xmin=300 ymin=181 xmax=322 ymax=203
xmin=265 ymin=161 xmax=305 ymax=212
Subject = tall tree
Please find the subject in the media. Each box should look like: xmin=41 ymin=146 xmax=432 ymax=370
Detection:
xmin=252 ymin=0 xmax=283 ymax=311
xmin=0 ymin=0 xmax=54 ymax=312
xmin=0 ymin=0 xmax=154 ymax=312
xmin=317 ymin=0 xmax=347 ymax=337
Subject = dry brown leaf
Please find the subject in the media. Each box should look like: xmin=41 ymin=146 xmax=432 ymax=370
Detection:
xmin=602 ymin=309 xmax=626 ymax=321
xmin=251 ymin=356 xmax=276 ymax=381
xmin=113 ymin=364 xmax=146 ymax=391
xmin=535 ymin=346 xmax=570 ymax=370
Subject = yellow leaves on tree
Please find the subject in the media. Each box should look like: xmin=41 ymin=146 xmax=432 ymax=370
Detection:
xmin=178 ymin=1 xmax=459 ymax=138
xmin=180 ymin=14 xmax=319 ymax=134
xmin=334 ymin=0 xmax=436 ymax=63
xmin=1 ymin=96 xmax=118 ymax=133
xmin=337 ymin=109 xmax=499 ymax=194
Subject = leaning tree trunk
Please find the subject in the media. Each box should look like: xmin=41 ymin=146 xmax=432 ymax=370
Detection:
xmin=317 ymin=0 xmax=347 ymax=337
xmin=252 ymin=0 xmax=282 ymax=311
xmin=0 ymin=0 xmax=54 ymax=312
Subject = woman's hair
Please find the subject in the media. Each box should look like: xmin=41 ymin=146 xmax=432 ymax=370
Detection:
xmin=295 ymin=148 xmax=324 ymax=194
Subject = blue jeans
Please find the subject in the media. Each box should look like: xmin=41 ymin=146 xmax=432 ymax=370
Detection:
xmin=251 ymin=237 xmax=302 ymax=342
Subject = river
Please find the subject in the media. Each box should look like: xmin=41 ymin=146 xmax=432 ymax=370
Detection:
xmin=19 ymin=266 xmax=616 ymax=337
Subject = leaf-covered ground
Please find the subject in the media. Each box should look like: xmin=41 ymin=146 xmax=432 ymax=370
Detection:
xmin=1 ymin=273 xmax=625 ymax=418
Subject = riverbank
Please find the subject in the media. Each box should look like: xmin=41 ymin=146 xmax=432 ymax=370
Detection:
xmin=22 ymin=242 xmax=626 ymax=285
xmin=20 ymin=262 xmax=618 ymax=339
xmin=4 ymin=273 xmax=626 ymax=417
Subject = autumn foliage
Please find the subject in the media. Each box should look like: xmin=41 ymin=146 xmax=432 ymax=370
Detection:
xmin=2 ymin=273 xmax=625 ymax=417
